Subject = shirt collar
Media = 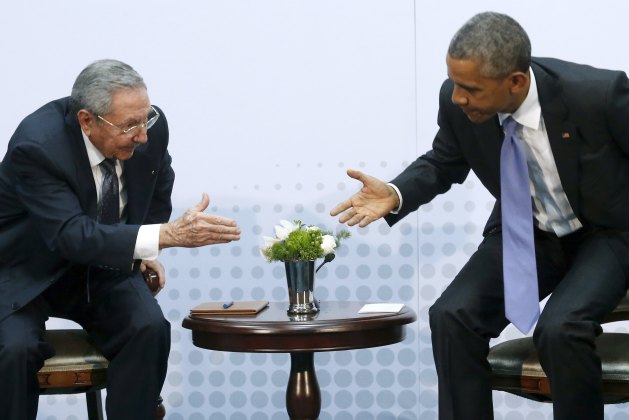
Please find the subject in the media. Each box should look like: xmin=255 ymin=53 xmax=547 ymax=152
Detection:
xmin=498 ymin=67 xmax=541 ymax=130
xmin=82 ymin=130 xmax=106 ymax=168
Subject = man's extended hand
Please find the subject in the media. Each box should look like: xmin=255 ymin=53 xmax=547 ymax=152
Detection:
xmin=330 ymin=169 xmax=400 ymax=227
xmin=159 ymin=193 xmax=241 ymax=249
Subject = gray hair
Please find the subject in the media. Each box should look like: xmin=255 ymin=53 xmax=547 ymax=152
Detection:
xmin=448 ymin=12 xmax=531 ymax=78
xmin=70 ymin=59 xmax=146 ymax=116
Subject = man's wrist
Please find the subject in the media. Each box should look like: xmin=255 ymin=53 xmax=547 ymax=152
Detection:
xmin=158 ymin=223 xmax=173 ymax=249
xmin=386 ymin=183 xmax=403 ymax=214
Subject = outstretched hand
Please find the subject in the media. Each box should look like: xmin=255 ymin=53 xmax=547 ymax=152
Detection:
xmin=159 ymin=193 xmax=241 ymax=249
xmin=330 ymin=169 xmax=400 ymax=227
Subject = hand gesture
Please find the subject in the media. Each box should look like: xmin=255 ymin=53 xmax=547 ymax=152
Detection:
xmin=330 ymin=169 xmax=400 ymax=227
xmin=159 ymin=193 xmax=241 ymax=249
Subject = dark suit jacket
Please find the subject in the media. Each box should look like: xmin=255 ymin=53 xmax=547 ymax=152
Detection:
xmin=0 ymin=97 xmax=175 ymax=322
xmin=386 ymin=57 xmax=629 ymax=240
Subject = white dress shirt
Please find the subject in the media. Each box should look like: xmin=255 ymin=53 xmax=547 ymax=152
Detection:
xmin=82 ymin=131 xmax=161 ymax=260
xmin=498 ymin=69 xmax=582 ymax=237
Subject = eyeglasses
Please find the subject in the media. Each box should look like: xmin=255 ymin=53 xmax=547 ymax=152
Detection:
xmin=97 ymin=106 xmax=160 ymax=136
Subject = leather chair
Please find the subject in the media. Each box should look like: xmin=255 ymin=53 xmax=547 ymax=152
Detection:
xmin=488 ymin=293 xmax=629 ymax=403
xmin=38 ymin=269 xmax=166 ymax=420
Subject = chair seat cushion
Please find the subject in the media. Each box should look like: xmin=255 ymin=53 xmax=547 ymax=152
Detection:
xmin=488 ymin=332 xmax=629 ymax=403
xmin=38 ymin=329 xmax=109 ymax=394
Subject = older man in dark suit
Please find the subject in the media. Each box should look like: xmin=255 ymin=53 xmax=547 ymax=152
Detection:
xmin=332 ymin=12 xmax=629 ymax=420
xmin=0 ymin=59 xmax=241 ymax=419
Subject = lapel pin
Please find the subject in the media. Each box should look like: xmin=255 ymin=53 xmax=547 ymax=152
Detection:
xmin=561 ymin=132 xmax=571 ymax=139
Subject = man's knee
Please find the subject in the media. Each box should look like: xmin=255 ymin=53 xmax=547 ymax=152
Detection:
xmin=126 ymin=311 xmax=171 ymax=350
xmin=533 ymin=315 xmax=601 ymax=351
xmin=0 ymin=329 xmax=51 ymax=374
xmin=429 ymin=294 xmax=462 ymax=331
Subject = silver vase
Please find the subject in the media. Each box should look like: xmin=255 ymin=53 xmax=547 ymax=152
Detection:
xmin=284 ymin=260 xmax=319 ymax=315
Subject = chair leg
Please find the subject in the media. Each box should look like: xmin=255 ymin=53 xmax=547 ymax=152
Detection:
xmin=85 ymin=390 xmax=104 ymax=420
xmin=156 ymin=395 xmax=165 ymax=419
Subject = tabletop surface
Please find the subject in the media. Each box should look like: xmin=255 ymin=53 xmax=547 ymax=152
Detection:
xmin=182 ymin=301 xmax=417 ymax=353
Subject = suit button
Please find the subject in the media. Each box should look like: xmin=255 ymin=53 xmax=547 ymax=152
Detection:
xmin=11 ymin=302 xmax=19 ymax=310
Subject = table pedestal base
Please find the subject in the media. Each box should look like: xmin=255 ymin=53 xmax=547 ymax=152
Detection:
xmin=286 ymin=352 xmax=321 ymax=420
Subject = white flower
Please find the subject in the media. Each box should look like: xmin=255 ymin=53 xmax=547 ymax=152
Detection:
xmin=261 ymin=236 xmax=279 ymax=251
xmin=274 ymin=219 xmax=297 ymax=240
xmin=261 ymin=219 xmax=349 ymax=262
xmin=321 ymin=235 xmax=337 ymax=255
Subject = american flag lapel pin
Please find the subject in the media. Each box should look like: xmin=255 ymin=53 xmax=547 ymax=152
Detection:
xmin=561 ymin=132 xmax=571 ymax=139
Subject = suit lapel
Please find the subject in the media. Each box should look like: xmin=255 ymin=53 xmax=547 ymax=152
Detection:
xmin=472 ymin=117 xmax=503 ymax=194
xmin=65 ymin=112 xmax=97 ymax=219
xmin=124 ymin=145 xmax=154 ymax=224
xmin=533 ymin=63 xmax=581 ymax=215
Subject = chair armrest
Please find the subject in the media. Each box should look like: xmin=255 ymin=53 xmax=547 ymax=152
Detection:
xmin=143 ymin=269 xmax=160 ymax=295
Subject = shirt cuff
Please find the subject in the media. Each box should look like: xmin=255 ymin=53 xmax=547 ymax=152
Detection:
xmin=386 ymin=183 xmax=403 ymax=214
xmin=133 ymin=224 xmax=161 ymax=260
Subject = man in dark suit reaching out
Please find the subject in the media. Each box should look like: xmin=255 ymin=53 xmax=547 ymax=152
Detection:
xmin=332 ymin=12 xmax=629 ymax=420
xmin=0 ymin=59 xmax=241 ymax=419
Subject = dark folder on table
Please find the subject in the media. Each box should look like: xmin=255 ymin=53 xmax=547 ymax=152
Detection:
xmin=190 ymin=300 xmax=269 ymax=316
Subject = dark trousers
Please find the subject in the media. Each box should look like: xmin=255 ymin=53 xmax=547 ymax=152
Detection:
xmin=0 ymin=268 xmax=171 ymax=420
xmin=429 ymin=228 xmax=629 ymax=420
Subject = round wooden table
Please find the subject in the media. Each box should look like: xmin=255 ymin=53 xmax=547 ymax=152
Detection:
xmin=182 ymin=301 xmax=416 ymax=420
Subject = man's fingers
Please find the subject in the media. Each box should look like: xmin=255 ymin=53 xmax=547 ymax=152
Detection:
xmin=329 ymin=169 xmax=371 ymax=218
xmin=195 ymin=212 xmax=238 ymax=227
xmin=211 ymin=229 xmax=241 ymax=240
xmin=343 ymin=211 xmax=372 ymax=227
xmin=141 ymin=259 xmax=166 ymax=293
xmin=194 ymin=219 xmax=241 ymax=241
xmin=346 ymin=168 xmax=365 ymax=182
xmin=182 ymin=212 xmax=238 ymax=230
xmin=330 ymin=199 xmax=353 ymax=217
xmin=194 ymin=230 xmax=241 ymax=245
xmin=358 ymin=215 xmax=374 ymax=228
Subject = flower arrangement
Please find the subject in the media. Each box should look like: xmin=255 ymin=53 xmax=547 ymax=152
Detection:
xmin=261 ymin=219 xmax=350 ymax=263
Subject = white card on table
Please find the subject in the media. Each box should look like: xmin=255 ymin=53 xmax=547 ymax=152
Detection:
xmin=358 ymin=303 xmax=405 ymax=314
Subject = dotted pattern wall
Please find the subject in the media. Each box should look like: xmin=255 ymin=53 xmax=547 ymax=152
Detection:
xmin=158 ymin=161 xmax=424 ymax=420
xmin=38 ymin=164 xmax=629 ymax=420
